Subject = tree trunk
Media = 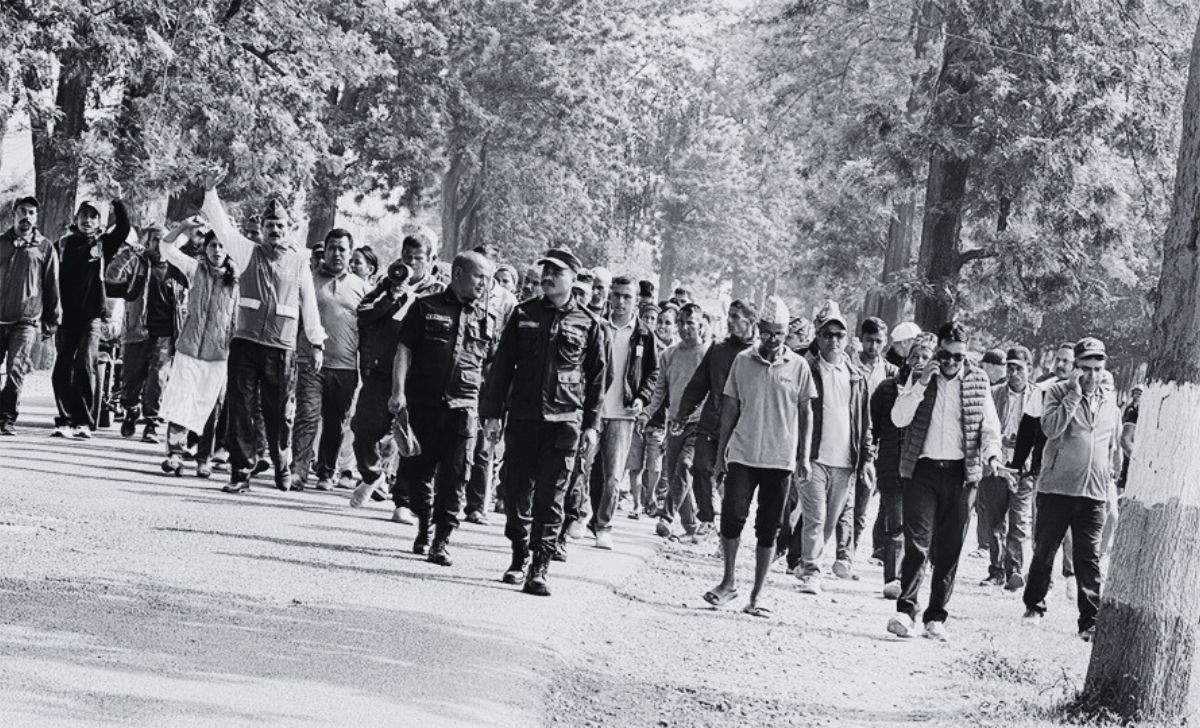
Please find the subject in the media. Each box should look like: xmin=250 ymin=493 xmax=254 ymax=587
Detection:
xmin=658 ymin=228 xmax=678 ymax=297
xmin=439 ymin=143 xmax=487 ymax=260
xmin=30 ymin=64 xmax=89 ymax=241
xmin=1082 ymin=15 xmax=1200 ymax=722
xmin=306 ymin=165 xmax=340 ymax=249
xmin=863 ymin=197 xmax=915 ymax=326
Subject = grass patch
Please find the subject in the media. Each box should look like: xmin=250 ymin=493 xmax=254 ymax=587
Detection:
xmin=958 ymin=646 xmax=1044 ymax=685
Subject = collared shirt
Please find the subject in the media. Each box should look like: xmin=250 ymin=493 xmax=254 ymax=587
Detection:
xmin=1004 ymin=387 xmax=1024 ymax=438
xmin=602 ymin=316 xmax=637 ymax=419
xmin=300 ymin=267 xmax=370 ymax=369
xmin=399 ymin=288 xmax=496 ymax=409
xmin=816 ymin=355 xmax=853 ymax=468
xmin=860 ymin=355 xmax=890 ymax=395
xmin=892 ymin=367 xmax=1003 ymax=463
xmin=723 ymin=347 xmax=818 ymax=471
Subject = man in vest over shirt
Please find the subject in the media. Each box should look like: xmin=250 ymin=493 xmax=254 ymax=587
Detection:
xmin=201 ymin=171 xmax=327 ymax=493
xmin=887 ymin=321 xmax=1004 ymax=641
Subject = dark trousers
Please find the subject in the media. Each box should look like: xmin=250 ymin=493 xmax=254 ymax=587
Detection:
xmin=1023 ymin=492 xmax=1105 ymax=631
xmin=465 ymin=429 xmax=502 ymax=514
xmin=0 ymin=322 xmax=38 ymax=425
xmin=503 ymin=420 xmax=579 ymax=559
xmin=836 ymin=472 xmax=873 ymax=561
xmin=292 ymin=366 xmax=358 ymax=482
xmin=719 ymin=463 xmax=790 ymax=548
xmin=878 ymin=484 xmax=904 ymax=583
xmin=225 ymin=338 xmax=296 ymax=481
xmin=53 ymin=319 xmax=102 ymax=428
xmin=691 ymin=434 xmax=720 ymax=524
xmin=660 ymin=426 xmax=698 ymax=533
xmin=897 ymin=460 xmax=975 ymax=624
xmin=350 ymin=370 xmax=394 ymax=487
xmin=121 ymin=336 xmax=173 ymax=422
xmin=978 ymin=474 xmax=1035 ymax=579
xmin=399 ymin=404 xmax=476 ymax=537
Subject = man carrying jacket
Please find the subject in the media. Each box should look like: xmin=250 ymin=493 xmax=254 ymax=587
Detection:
xmin=481 ymin=247 xmax=606 ymax=597
xmin=0 ymin=196 xmax=60 ymax=435
xmin=53 ymin=198 xmax=131 ymax=438
xmin=201 ymin=173 xmax=326 ymax=493
xmin=1022 ymin=337 xmax=1121 ymax=642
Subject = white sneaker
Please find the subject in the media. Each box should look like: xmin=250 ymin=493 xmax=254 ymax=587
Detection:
xmin=314 ymin=478 xmax=335 ymax=492
xmin=566 ymin=520 xmax=586 ymax=540
xmin=832 ymin=559 xmax=853 ymax=579
xmin=797 ymin=575 xmax=822 ymax=595
xmin=51 ymin=425 xmax=70 ymax=438
xmin=887 ymin=614 xmax=915 ymax=638
xmin=392 ymin=507 xmax=415 ymax=525
xmin=72 ymin=426 xmax=92 ymax=439
xmin=349 ymin=480 xmax=376 ymax=508
xmin=595 ymin=531 xmax=614 ymax=550
xmin=924 ymin=621 xmax=950 ymax=642
xmin=882 ymin=580 xmax=902 ymax=600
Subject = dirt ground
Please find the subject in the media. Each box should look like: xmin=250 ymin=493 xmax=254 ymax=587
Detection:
xmin=0 ymin=372 xmax=1121 ymax=727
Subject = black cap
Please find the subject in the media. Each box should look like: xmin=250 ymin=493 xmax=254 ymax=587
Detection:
xmin=1074 ymin=337 xmax=1107 ymax=360
xmin=638 ymin=280 xmax=655 ymax=298
xmin=1005 ymin=346 xmax=1032 ymax=366
xmin=13 ymin=195 xmax=38 ymax=210
xmin=76 ymin=200 xmax=102 ymax=216
xmin=535 ymin=248 xmax=582 ymax=274
xmin=982 ymin=348 xmax=1006 ymax=366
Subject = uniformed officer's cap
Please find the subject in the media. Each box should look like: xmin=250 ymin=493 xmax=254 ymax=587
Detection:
xmin=536 ymin=248 xmax=582 ymax=274
xmin=262 ymin=198 xmax=290 ymax=223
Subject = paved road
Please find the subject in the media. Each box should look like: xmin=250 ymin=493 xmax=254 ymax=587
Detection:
xmin=0 ymin=374 xmax=660 ymax=727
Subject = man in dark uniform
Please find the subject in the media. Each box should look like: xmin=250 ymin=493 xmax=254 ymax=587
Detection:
xmin=481 ymin=248 xmax=606 ymax=597
xmin=388 ymin=251 xmax=497 ymax=565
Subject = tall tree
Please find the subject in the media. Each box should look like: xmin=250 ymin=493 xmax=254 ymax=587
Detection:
xmin=1082 ymin=12 xmax=1200 ymax=721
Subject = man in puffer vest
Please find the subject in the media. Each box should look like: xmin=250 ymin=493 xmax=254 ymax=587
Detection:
xmin=201 ymin=172 xmax=326 ymax=493
xmin=887 ymin=321 xmax=1004 ymax=642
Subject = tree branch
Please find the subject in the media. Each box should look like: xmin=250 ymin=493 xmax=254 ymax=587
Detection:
xmin=958 ymin=248 xmax=996 ymax=266
xmin=241 ymin=43 xmax=286 ymax=75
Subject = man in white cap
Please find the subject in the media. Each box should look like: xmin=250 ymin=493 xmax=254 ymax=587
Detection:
xmin=202 ymin=171 xmax=327 ymax=493
xmin=703 ymin=296 xmax=816 ymax=617
xmin=885 ymin=321 xmax=922 ymax=369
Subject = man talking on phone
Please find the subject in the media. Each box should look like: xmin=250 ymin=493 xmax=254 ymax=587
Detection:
xmin=886 ymin=321 xmax=1004 ymax=642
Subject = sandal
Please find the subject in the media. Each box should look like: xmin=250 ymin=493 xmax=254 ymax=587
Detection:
xmin=703 ymin=588 xmax=738 ymax=607
xmin=742 ymin=603 xmax=773 ymax=618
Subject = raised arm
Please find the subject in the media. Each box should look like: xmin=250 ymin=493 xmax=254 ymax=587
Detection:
xmin=100 ymin=200 xmax=131 ymax=259
xmin=201 ymin=187 xmax=255 ymax=274
xmin=160 ymin=225 xmax=199 ymax=280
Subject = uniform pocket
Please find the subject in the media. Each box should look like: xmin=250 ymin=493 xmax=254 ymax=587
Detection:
xmin=556 ymin=328 xmax=585 ymax=366
xmin=554 ymin=369 xmax=583 ymax=409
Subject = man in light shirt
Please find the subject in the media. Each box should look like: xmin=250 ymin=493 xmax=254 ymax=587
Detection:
xmin=887 ymin=321 xmax=1004 ymax=642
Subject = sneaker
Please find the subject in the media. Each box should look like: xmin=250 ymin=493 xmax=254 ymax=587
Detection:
xmin=350 ymin=480 xmax=377 ymax=508
xmin=196 ymin=461 xmax=213 ymax=479
xmin=0 ymin=422 xmax=15 ymax=436
xmin=51 ymin=425 xmax=70 ymax=438
xmin=695 ymin=522 xmax=715 ymax=538
xmin=427 ymin=540 xmax=453 ymax=567
xmin=626 ymin=511 xmax=640 ymax=520
xmin=120 ymin=413 xmax=138 ymax=438
xmin=315 ymin=478 xmax=335 ymax=492
xmin=883 ymin=580 xmax=902 ymax=600
xmin=1079 ymin=626 xmax=1096 ymax=642
xmin=1004 ymin=573 xmax=1025 ymax=592
xmin=465 ymin=510 xmax=489 ymax=525
xmin=72 ymin=426 xmax=92 ymax=439
xmin=250 ymin=459 xmax=272 ymax=479
xmin=797 ymin=575 xmax=822 ymax=595
xmin=887 ymin=614 xmax=915 ymax=638
xmin=785 ymin=564 xmax=796 ymax=576
xmin=160 ymin=454 xmax=183 ymax=477
xmin=336 ymin=472 xmax=357 ymax=490
xmin=392 ymin=507 xmax=415 ymax=525
xmin=595 ymin=531 xmax=614 ymax=550
xmin=141 ymin=425 xmax=159 ymax=444
xmin=284 ymin=474 xmax=302 ymax=492
xmin=968 ymin=548 xmax=988 ymax=560
xmin=566 ymin=520 xmax=586 ymax=540
xmin=1023 ymin=608 xmax=1044 ymax=620
xmin=831 ymin=559 xmax=854 ymax=580
xmin=211 ymin=448 xmax=229 ymax=465
xmin=655 ymin=519 xmax=671 ymax=539
xmin=924 ymin=621 xmax=950 ymax=642
xmin=867 ymin=556 xmax=884 ymax=567
xmin=222 ymin=479 xmax=251 ymax=494
xmin=979 ymin=574 xmax=1005 ymax=587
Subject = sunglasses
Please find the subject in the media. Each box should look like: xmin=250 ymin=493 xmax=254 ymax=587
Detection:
xmin=936 ymin=351 xmax=965 ymax=362
xmin=819 ymin=330 xmax=847 ymax=340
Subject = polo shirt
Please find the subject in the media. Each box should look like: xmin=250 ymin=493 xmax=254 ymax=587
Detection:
xmin=723 ymin=347 xmax=817 ymax=471
xmin=300 ymin=268 xmax=370 ymax=369
xmin=816 ymin=355 xmax=852 ymax=468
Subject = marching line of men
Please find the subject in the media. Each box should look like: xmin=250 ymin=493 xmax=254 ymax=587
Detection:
xmin=0 ymin=192 xmax=1132 ymax=624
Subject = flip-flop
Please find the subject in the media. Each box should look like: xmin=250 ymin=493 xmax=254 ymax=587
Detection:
xmin=703 ymin=589 xmax=738 ymax=607
xmin=742 ymin=603 xmax=773 ymax=618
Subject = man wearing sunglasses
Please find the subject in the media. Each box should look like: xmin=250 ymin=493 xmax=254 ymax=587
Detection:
xmin=887 ymin=321 xmax=1004 ymax=641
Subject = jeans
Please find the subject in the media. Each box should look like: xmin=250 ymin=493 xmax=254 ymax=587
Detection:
xmin=53 ymin=319 xmax=102 ymax=428
xmin=292 ymin=365 xmax=359 ymax=482
xmin=400 ymin=405 xmax=477 ymax=538
xmin=878 ymin=484 xmax=905 ymax=583
xmin=978 ymin=474 xmax=1035 ymax=579
xmin=225 ymin=338 xmax=296 ymax=481
xmin=660 ymin=425 xmax=698 ymax=534
xmin=836 ymin=470 xmax=873 ymax=562
xmin=588 ymin=418 xmax=636 ymax=533
xmin=502 ymin=420 xmax=579 ymax=560
xmin=1023 ymin=492 xmax=1106 ymax=631
xmin=121 ymin=336 xmax=173 ymax=422
xmin=897 ymin=459 xmax=975 ymax=624
xmin=0 ymin=322 xmax=38 ymax=425
xmin=719 ymin=463 xmax=790 ymax=548
xmin=627 ymin=425 xmax=666 ymax=513
xmin=691 ymin=434 xmax=720 ymax=524
xmin=798 ymin=463 xmax=856 ymax=576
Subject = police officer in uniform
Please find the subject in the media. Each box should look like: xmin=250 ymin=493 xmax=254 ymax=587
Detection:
xmin=387 ymin=251 xmax=497 ymax=565
xmin=481 ymin=248 xmax=606 ymax=596
xmin=201 ymin=172 xmax=327 ymax=493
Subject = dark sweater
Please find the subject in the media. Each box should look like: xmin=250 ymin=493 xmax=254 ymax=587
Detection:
xmin=56 ymin=200 xmax=131 ymax=326
xmin=870 ymin=368 xmax=908 ymax=488
xmin=676 ymin=335 xmax=754 ymax=438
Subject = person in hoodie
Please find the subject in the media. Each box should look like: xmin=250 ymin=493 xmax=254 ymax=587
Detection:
xmin=201 ymin=172 xmax=326 ymax=493
xmin=158 ymin=222 xmax=239 ymax=478
xmin=0 ymin=196 xmax=60 ymax=435
xmin=119 ymin=224 xmax=188 ymax=444
xmin=1021 ymin=337 xmax=1122 ymax=642
xmin=53 ymin=197 xmax=131 ymax=438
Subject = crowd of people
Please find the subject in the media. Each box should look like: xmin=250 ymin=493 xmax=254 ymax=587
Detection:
xmin=0 ymin=188 xmax=1136 ymax=639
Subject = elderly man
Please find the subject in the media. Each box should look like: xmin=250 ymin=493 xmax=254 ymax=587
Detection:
xmin=887 ymin=321 xmax=1004 ymax=642
xmin=0 ymin=196 xmax=59 ymax=436
xmin=202 ymin=172 xmax=326 ymax=493
xmin=1022 ymin=338 xmax=1122 ymax=642
xmin=703 ymin=296 xmax=815 ymax=618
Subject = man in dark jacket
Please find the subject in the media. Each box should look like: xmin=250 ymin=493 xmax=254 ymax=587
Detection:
xmin=677 ymin=298 xmax=758 ymax=535
xmin=53 ymin=198 xmax=131 ymax=437
xmin=0 ymin=196 xmax=60 ymax=435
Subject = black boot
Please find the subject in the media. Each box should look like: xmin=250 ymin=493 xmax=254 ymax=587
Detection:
xmin=427 ymin=535 xmax=452 ymax=567
xmin=413 ymin=521 xmax=430 ymax=555
xmin=121 ymin=407 xmax=139 ymax=438
xmin=502 ymin=542 xmax=529 ymax=584
xmin=522 ymin=551 xmax=551 ymax=597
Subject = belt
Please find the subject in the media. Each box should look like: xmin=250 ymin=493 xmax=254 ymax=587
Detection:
xmin=919 ymin=458 xmax=965 ymax=469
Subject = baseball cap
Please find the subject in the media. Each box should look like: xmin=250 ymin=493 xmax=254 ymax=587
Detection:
xmin=812 ymin=299 xmax=847 ymax=333
xmin=1074 ymin=337 xmax=1107 ymax=361
xmin=13 ymin=195 xmax=38 ymax=210
xmin=983 ymin=348 xmax=1006 ymax=366
xmin=1005 ymin=346 xmax=1033 ymax=366
xmin=891 ymin=321 xmax=921 ymax=342
xmin=76 ymin=200 xmax=103 ymax=216
xmin=536 ymin=248 xmax=583 ymax=274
